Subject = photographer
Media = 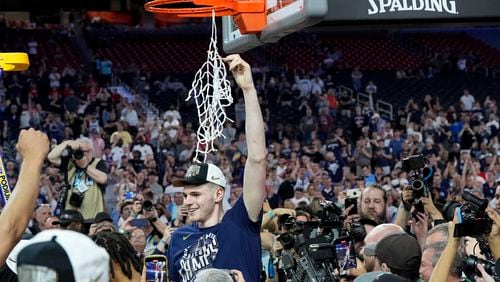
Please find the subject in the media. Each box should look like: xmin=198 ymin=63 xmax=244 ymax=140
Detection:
xmin=121 ymin=199 xmax=167 ymax=256
xmin=47 ymin=138 xmax=108 ymax=220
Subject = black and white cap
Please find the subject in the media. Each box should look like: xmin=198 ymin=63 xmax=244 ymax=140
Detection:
xmin=172 ymin=163 xmax=227 ymax=188
xmin=13 ymin=229 xmax=110 ymax=281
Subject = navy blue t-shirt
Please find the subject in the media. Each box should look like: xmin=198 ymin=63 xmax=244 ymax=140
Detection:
xmin=167 ymin=197 xmax=262 ymax=282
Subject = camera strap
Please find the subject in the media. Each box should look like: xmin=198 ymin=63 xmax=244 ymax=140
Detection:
xmin=54 ymin=155 xmax=71 ymax=216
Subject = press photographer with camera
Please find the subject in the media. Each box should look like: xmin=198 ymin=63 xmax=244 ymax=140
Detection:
xmin=47 ymin=138 xmax=108 ymax=220
xmin=429 ymin=207 xmax=500 ymax=282
xmin=120 ymin=199 xmax=167 ymax=256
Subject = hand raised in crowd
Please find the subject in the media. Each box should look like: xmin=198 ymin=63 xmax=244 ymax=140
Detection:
xmin=121 ymin=216 xmax=136 ymax=232
xmin=476 ymin=263 xmax=495 ymax=282
xmin=223 ymin=54 xmax=254 ymax=91
xmin=409 ymin=212 xmax=429 ymax=249
xmin=343 ymin=204 xmax=360 ymax=228
xmin=272 ymin=240 xmax=283 ymax=257
xmin=421 ymin=193 xmax=444 ymax=220
xmin=337 ymin=191 xmax=347 ymax=208
xmin=401 ymin=185 xmax=414 ymax=208
xmin=485 ymin=208 xmax=500 ymax=260
xmin=16 ymin=128 xmax=50 ymax=163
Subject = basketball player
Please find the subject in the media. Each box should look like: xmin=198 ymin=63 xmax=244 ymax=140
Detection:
xmin=167 ymin=54 xmax=266 ymax=282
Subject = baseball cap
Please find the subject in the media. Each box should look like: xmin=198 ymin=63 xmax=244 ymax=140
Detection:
xmin=172 ymin=163 xmax=227 ymax=188
xmin=375 ymin=234 xmax=422 ymax=272
xmin=15 ymin=229 xmax=110 ymax=281
xmin=58 ymin=209 xmax=84 ymax=226
xmin=94 ymin=212 xmax=113 ymax=224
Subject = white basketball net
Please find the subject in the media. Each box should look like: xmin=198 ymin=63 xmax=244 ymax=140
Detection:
xmin=186 ymin=10 xmax=233 ymax=163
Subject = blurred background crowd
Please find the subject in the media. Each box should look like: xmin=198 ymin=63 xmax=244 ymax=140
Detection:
xmin=0 ymin=8 xmax=499 ymax=282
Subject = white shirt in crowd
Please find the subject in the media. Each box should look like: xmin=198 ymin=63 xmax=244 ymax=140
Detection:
xmin=121 ymin=108 xmax=139 ymax=126
xmin=132 ymin=144 xmax=154 ymax=160
xmin=460 ymin=93 xmax=475 ymax=111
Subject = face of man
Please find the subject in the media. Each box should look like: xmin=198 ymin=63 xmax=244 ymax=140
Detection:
xmin=129 ymin=228 xmax=146 ymax=253
xmin=420 ymin=248 xmax=434 ymax=282
xmin=45 ymin=216 xmax=60 ymax=230
xmin=121 ymin=203 xmax=133 ymax=219
xmin=35 ymin=206 xmax=52 ymax=229
xmin=360 ymin=188 xmax=386 ymax=221
xmin=64 ymin=221 xmax=82 ymax=232
xmin=173 ymin=192 xmax=184 ymax=206
xmin=183 ymin=184 xmax=223 ymax=224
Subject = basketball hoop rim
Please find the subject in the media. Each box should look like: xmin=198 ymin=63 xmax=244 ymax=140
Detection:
xmin=144 ymin=0 xmax=265 ymax=17
xmin=144 ymin=0 xmax=230 ymax=16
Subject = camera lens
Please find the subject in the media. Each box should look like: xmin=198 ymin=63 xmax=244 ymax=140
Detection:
xmin=142 ymin=200 xmax=154 ymax=211
xmin=72 ymin=148 xmax=84 ymax=160
xmin=442 ymin=201 xmax=461 ymax=221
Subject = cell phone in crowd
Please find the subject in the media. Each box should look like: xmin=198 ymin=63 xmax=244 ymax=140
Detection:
xmin=346 ymin=188 xmax=361 ymax=199
xmin=124 ymin=191 xmax=136 ymax=200
xmin=334 ymin=236 xmax=357 ymax=276
xmin=344 ymin=198 xmax=358 ymax=215
xmin=145 ymin=255 xmax=168 ymax=282
xmin=131 ymin=218 xmax=150 ymax=228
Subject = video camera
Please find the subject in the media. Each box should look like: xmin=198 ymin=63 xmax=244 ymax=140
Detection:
xmin=66 ymin=146 xmax=84 ymax=160
xmin=463 ymin=255 xmax=499 ymax=281
xmin=277 ymin=201 xmax=352 ymax=282
xmin=402 ymin=154 xmax=433 ymax=199
xmin=442 ymin=191 xmax=492 ymax=237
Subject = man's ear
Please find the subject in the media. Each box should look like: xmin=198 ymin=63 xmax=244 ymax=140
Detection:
xmin=214 ymin=187 xmax=225 ymax=203
xmin=381 ymin=262 xmax=390 ymax=273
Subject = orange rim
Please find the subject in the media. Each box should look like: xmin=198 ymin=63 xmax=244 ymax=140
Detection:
xmin=144 ymin=0 xmax=266 ymax=33
xmin=144 ymin=0 xmax=231 ymax=15
xmin=144 ymin=0 xmax=265 ymax=16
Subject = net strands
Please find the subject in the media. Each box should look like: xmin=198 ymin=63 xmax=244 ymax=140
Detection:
xmin=186 ymin=10 xmax=233 ymax=163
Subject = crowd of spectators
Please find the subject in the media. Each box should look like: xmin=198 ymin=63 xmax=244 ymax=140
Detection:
xmin=0 ymin=24 xmax=499 ymax=282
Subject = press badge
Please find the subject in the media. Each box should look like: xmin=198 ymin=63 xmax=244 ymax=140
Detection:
xmin=76 ymin=183 xmax=89 ymax=193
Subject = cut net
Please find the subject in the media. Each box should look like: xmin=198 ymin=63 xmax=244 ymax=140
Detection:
xmin=186 ymin=10 xmax=233 ymax=163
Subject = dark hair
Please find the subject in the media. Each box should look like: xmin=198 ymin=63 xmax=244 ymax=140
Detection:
xmin=91 ymin=232 xmax=142 ymax=279
xmin=361 ymin=184 xmax=388 ymax=203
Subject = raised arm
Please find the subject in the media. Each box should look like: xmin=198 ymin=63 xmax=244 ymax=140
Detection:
xmin=47 ymin=139 xmax=75 ymax=166
xmin=224 ymin=54 xmax=266 ymax=222
xmin=0 ymin=129 xmax=49 ymax=265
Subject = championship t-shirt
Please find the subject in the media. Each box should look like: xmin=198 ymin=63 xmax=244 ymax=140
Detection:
xmin=167 ymin=197 xmax=261 ymax=282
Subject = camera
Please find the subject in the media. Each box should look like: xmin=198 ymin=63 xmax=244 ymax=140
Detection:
xmin=402 ymin=154 xmax=433 ymax=199
xmin=69 ymin=191 xmax=84 ymax=207
xmin=142 ymin=200 xmax=154 ymax=212
xmin=317 ymin=201 xmax=344 ymax=230
xmin=67 ymin=146 xmax=84 ymax=160
xmin=463 ymin=255 xmax=498 ymax=279
xmin=442 ymin=191 xmax=492 ymax=237
xmin=277 ymin=201 xmax=347 ymax=282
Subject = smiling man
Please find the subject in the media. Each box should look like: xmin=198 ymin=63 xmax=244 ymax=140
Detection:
xmin=167 ymin=55 xmax=266 ymax=282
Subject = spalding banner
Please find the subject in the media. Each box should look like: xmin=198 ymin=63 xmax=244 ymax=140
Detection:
xmin=326 ymin=0 xmax=500 ymax=21
xmin=367 ymin=0 xmax=457 ymax=15
xmin=0 ymin=154 xmax=11 ymax=206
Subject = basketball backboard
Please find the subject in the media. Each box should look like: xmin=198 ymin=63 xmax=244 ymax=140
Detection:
xmin=222 ymin=0 xmax=329 ymax=53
